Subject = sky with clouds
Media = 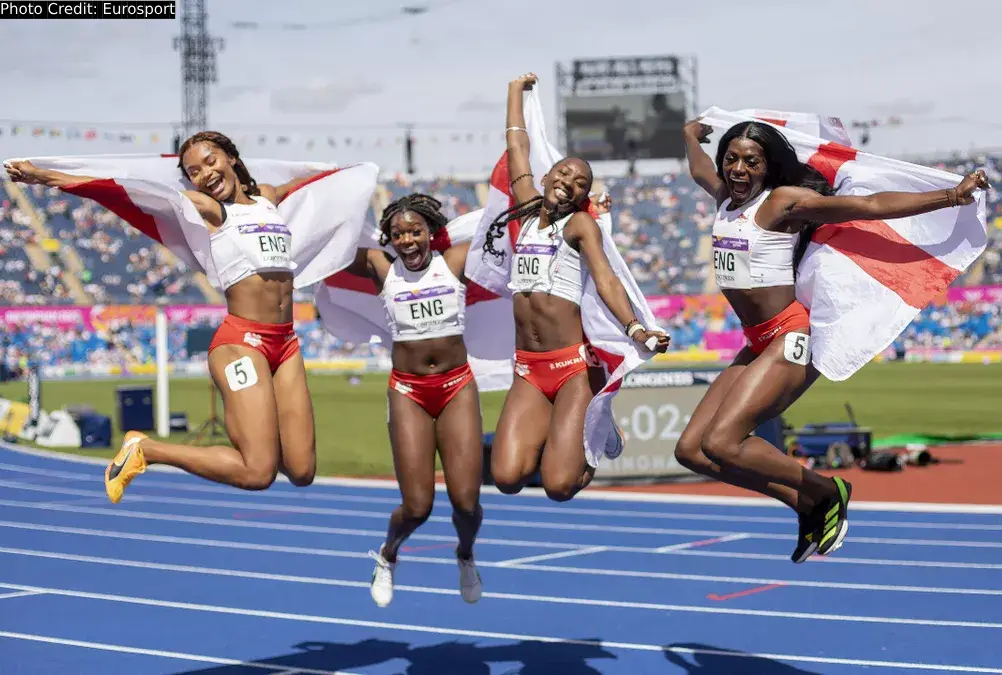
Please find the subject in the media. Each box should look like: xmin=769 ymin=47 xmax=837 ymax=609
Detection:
xmin=1 ymin=0 xmax=1000 ymax=176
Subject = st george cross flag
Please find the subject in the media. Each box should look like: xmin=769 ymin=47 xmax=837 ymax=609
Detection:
xmin=463 ymin=87 xmax=665 ymax=469
xmin=699 ymin=106 xmax=989 ymax=381
xmin=10 ymin=154 xmax=379 ymax=290
xmin=314 ymin=208 xmax=516 ymax=392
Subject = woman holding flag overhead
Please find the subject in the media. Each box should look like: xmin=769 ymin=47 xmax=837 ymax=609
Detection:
xmin=477 ymin=73 xmax=670 ymax=502
xmin=334 ymin=193 xmax=485 ymax=608
xmin=676 ymin=116 xmax=988 ymax=562
xmin=5 ymin=132 xmax=378 ymax=502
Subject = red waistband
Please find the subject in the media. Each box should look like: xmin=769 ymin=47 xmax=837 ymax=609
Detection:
xmin=222 ymin=313 xmax=294 ymax=336
xmin=390 ymin=362 xmax=472 ymax=387
xmin=515 ymin=343 xmax=589 ymax=364
xmin=742 ymin=301 xmax=810 ymax=354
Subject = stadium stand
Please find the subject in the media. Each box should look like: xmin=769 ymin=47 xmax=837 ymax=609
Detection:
xmin=2 ymin=155 xmax=1001 ymax=367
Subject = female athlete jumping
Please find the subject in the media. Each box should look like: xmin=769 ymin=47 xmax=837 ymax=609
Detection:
xmin=484 ymin=73 xmax=670 ymax=503
xmin=345 ymin=194 xmax=483 ymax=607
xmin=7 ymin=132 xmax=327 ymax=501
xmin=676 ymin=118 xmax=989 ymax=561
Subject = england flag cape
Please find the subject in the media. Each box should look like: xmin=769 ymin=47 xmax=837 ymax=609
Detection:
xmin=9 ymin=154 xmax=379 ymax=290
xmin=699 ymin=107 xmax=988 ymax=381
xmin=463 ymin=87 xmax=665 ymax=469
xmin=314 ymin=209 xmax=515 ymax=392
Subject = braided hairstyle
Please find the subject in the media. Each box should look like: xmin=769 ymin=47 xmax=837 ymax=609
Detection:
xmin=482 ymin=196 xmax=544 ymax=265
xmin=378 ymin=193 xmax=449 ymax=247
xmin=177 ymin=131 xmax=260 ymax=197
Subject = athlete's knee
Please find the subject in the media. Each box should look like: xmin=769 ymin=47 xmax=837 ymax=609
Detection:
xmin=541 ymin=473 xmax=582 ymax=503
xmin=490 ymin=455 xmax=529 ymax=495
xmin=401 ymin=493 xmax=434 ymax=524
xmin=284 ymin=454 xmax=316 ymax=488
xmin=701 ymin=426 xmax=742 ymax=467
xmin=675 ymin=431 xmax=713 ymax=472
xmin=447 ymin=484 xmax=480 ymax=515
xmin=238 ymin=461 xmax=279 ymax=491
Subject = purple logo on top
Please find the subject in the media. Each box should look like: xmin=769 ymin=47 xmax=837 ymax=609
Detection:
xmin=515 ymin=244 xmax=558 ymax=255
xmin=238 ymin=223 xmax=291 ymax=235
xmin=393 ymin=285 xmax=454 ymax=302
xmin=712 ymin=236 xmax=749 ymax=252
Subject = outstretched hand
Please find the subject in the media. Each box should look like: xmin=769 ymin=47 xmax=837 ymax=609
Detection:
xmin=953 ymin=169 xmax=990 ymax=205
xmin=683 ymin=119 xmax=713 ymax=144
xmin=590 ymin=192 xmax=612 ymax=215
xmin=510 ymin=73 xmax=537 ymax=91
xmin=3 ymin=160 xmax=41 ymax=184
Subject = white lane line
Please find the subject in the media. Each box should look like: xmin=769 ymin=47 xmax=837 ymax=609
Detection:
xmin=2 ymin=580 xmax=1002 ymax=673
xmin=0 ymin=590 xmax=45 ymax=601
xmin=3 ymin=505 xmax=1002 ymax=574
xmin=0 ymin=631 xmax=357 ymax=674
xmin=6 ymin=522 xmax=1002 ymax=596
xmin=5 ymin=441 xmax=1002 ymax=515
xmin=7 ymin=461 xmax=1002 ymax=532
xmin=495 ymin=546 xmax=610 ymax=567
xmin=656 ymin=534 xmax=750 ymax=553
xmin=2 ymin=478 xmax=999 ymax=549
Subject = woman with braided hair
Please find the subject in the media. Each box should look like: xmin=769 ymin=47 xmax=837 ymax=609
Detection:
xmin=343 ymin=193 xmax=484 ymax=608
xmin=484 ymin=73 xmax=670 ymax=503
xmin=7 ymin=131 xmax=328 ymax=500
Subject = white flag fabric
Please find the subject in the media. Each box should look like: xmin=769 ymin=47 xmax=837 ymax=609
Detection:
xmin=463 ymin=88 xmax=664 ymax=468
xmin=699 ymin=107 xmax=989 ymax=380
xmin=314 ymin=209 xmax=515 ymax=392
xmin=13 ymin=154 xmax=379 ymax=290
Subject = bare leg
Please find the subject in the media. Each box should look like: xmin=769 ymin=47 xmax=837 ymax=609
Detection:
xmin=675 ymin=349 xmax=810 ymax=512
xmin=435 ymin=381 xmax=484 ymax=560
xmin=272 ymin=351 xmax=316 ymax=487
xmin=141 ymin=345 xmax=281 ymax=490
xmin=381 ymin=389 xmax=437 ymax=564
xmin=490 ymin=377 xmax=551 ymax=494
xmin=537 ymin=370 xmax=597 ymax=502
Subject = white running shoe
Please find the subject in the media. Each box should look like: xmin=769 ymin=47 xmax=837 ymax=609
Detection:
xmin=369 ymin=545 xmax=395 ymax=607
xmin=458 ymin=555 xmax=482 ymax=604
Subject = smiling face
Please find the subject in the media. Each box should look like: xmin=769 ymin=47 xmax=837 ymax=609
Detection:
xmin=181 ymin=141 xmax=240 ymax=202
xmin=720 ymin=137 xmax=768 ymax=207
xmin=388 ymin=210 xmax=433 ymax=271
xmin=542 ymin=157 xmax=593 ymax=215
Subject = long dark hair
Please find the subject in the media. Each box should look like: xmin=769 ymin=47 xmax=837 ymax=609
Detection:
xmin=379 ymin=193 xmax=448 ymax=247
xmin=716 ymin=121 xmax=838 ymax=273
xmin=482 ymin=196 xmax=545 ymax=265
xmin=177 ymin=131 xmax=260 ymax=197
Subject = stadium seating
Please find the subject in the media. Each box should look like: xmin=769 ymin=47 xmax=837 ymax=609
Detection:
xmin=3 ymin=154 xmax=1001 ymax=366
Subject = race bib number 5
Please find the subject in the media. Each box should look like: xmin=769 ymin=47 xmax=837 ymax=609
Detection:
xmin=224 ymin=356 xmax=259 ymax=391
xmin=784 ymin=333 xmax=811 ymax=366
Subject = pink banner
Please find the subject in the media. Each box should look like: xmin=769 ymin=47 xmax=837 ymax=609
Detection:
xmin=703 ymin=330 xmax=746 ymax=351
xmin=0 ymin=303 xmax=318 ymax=331
xmin=945 ymin=285 xmax=1002 ymax=304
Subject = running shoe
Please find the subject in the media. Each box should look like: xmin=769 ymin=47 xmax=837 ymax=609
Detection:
xmin=369 ymin=545 xmax=396 ymax=607
xmin=604 ymin=420 xmax=626 ymax=460
xmin=790 ymin=508 xmax=819 ymax=564
xmin=457 ymin=553 xmax=482 ymax=604
xmin=815 ymin=477 xmax=853 ymax=556
xmin=105 ymin=431 xmax=148 ymax=504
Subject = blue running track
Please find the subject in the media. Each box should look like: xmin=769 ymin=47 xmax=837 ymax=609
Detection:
xmin=1 ymin=443 xmax=1001 ymax=674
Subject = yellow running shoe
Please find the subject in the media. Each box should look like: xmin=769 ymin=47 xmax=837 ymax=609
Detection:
xmin=105 ymin=431 xmax=148 ymax=504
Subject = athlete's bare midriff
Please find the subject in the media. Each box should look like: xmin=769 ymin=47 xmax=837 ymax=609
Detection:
xmin=512 ymin=292 xmax=586 ymax=352
xmin=723 ymin=285 xmax=799 ymax=328
xmin=224 ymin=271 xmax=294 ymax=325
xmin=391 ymin=335 xmax=468 ymax=376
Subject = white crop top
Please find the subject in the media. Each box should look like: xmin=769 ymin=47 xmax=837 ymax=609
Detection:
xmin=711 ymin=189 xmax=798 ymax=290
xmin=209 ymin=196 xmax=296 ymax=291
xmin=381 ymin=252 xmax=466 ymax=342
xmin=508 ymin=213 xmax=586 ymax=305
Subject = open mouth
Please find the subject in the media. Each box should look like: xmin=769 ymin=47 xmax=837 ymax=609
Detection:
xmin=553 ymin=186 xmax=570 ymax=202
xmin=729 ymin=178 xmax=751 ymax=200
xmin=401 ymin=249 xmax=424 ymax=267
xmin=205 ymin=176 xmax=225 ymax=198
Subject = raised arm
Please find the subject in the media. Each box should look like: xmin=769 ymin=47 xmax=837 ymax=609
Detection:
xmin=505 ymin=74 xmax=543 ymax=206
xmin=566 ymin=212 xmax=670 ymax=353
xmin=683 ymin=120 xmax=727 ymax=205
xmin=344 ymin=248 xmax=393 ymax=286
xmin=4 ymin=160 xmax=101 ymax=188
xmin=258 ymin=174 xmax=326 ymax=206
xmin=762 ymin=170 xmax=989 ymax=227
xmin=443 ymin=240 xmax=471 ymax=283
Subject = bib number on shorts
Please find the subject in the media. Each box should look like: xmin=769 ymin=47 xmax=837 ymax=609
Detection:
xmin=224 ymin=356 xmax=258 ymax=391
xmin=784 ymin=333 xmax=811 ymax=366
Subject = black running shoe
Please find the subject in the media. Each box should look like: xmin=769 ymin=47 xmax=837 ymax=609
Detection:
xmin=815 ymin=477 xmax=853 ymax=556
xmin=790 ymin=508 xmax=819 ymax=564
